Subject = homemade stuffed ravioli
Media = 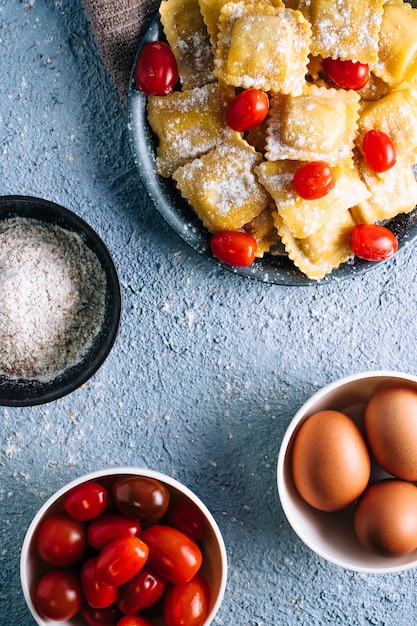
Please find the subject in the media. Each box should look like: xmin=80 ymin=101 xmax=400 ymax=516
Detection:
xmin=146 ymin=0 xmax=417 ymax=280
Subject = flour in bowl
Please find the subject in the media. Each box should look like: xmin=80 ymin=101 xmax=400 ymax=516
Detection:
xmin=0 ymin=217 xmax=106 ymax=380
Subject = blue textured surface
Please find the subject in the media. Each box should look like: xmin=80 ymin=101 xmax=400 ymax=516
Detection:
xmin=2 ymin=2 xmax=417 ymax=625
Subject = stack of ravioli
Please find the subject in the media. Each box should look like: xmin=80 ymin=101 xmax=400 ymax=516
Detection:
xmin=146 ymin=0 xmax=417 ymax=280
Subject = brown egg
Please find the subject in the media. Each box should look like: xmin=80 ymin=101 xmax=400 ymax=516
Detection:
xmin=354 ymin=479 xmax=417 ymax=557
xmin=291 ymin=410 xmax=371 ymax=512
xmin=364 ymin=385 xmax=417 ymax=480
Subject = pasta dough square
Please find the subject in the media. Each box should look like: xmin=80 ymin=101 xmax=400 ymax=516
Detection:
xmin=296 ymin=0 xmax=384 ymax=64
xmin=160 ymin=0 xmax=215 ymax=90
xmin=243 ymin=203 xmax=280 ymax=257
xmin=173 ymin=134 xmax=270 ymax=232
xmin=215 ymin=2 xmax=311 ymax=94
xmin=147 ymin=82 xmax=235 ymax=177
xmin=355 ymin=89 xmax=417 ymax=164
xmin=255 ymin=160 xmax=370 ymax=239
xmin=198 ymin=0 xmax=231 ymax=52
xmin=351 ymin=159 xmax=417 ymax=224
xmin=198 ymin=0 xmax=285 ymax=53
xmin=274 ymin=209 xmax=355 ymax=280
xmin=373 ymin=1 xmax=417 ymax=88
xmin=265 ymin=84 xmax=360 ymax=163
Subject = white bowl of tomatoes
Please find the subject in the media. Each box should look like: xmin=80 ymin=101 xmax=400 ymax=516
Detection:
xmin=20 ymin=468 xmax=227 ymax=626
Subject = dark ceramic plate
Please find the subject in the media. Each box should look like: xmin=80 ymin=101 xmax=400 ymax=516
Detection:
xmin=0 ymin=196 xmax=122 ymax=407
xmin=127 ymin=14 xmax=417 ymax=286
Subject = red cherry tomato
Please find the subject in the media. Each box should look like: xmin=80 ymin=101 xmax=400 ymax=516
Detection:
xmin=81 ymin=604 xmax=122 ymax=626
xmin=141 ymin=596 xmax=164 ymax=619
xmin=118 ymin=564 xmax=167 ymax=614
xmin=95 ymin=536 xmax=149 ymax=586
xmin=163 ymin=574 xmax=210 ymax=626
xmin=81 ymin=557 xmax=119 ymax=609
xmin=35 ymin=569 xmax=83 ymax=621
xmin=117 ymin=615 xmax=156 ymax=626
xmin=349 ymin=223 xmax=398 ymax=261
xmin=113 ymin=476 xmax=170 ymax=524
xmin=88 ymin=514 xmax=142 ymax=551
xmin=322 ymin=57 xmax=369 ymax=90
xmin=134 ymin=41 xmax=178 ymax=96
xmin=210 ymin=231 xmax=257 ymax=267
xmin=165 ymin=499 xmax=206 ymax=541
xmin=226 ymin=88 xmax=269 ymax=131
xmin=36 ymin=512 xmax=88 ymax=567
xmin=293 ymin=161 xmax=335 ymax=200
xmin=362 ymin=129 xmax=397 ymax=173
xmin=64 ymin=481 xmax=109 ymax=521
xmin=141 ymin=525 xmax=202 ymax=584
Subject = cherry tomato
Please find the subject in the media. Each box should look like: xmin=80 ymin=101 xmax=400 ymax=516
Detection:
xmin=134 ymin=41 xmax=178 ymax=96
xmin=210 ymin=231 xmax=257 ymax=267
xmin=88 ymin=514 xmax=142 ymax=551
xmin=349 ymin=223 xmax=398 ymax=261
xmin=81 ymin=557 xmax=119 ymax=609
xmin=322 ymin=57 xmax=369 ymax=90
xmin=165 ymin=499 xmax=206 ymax=541
xmin=141 ymin=596 xmax=164 ymax=619
xmin=293 ymin=161 xmax=335 ymax=200
xmin=95 ymin=536 xmax=149 ymax=586
xmin=112 ymin=476 xmax=170 ymax=524
xmin=118 ymin=564 xmax=167 ymax=614
xmin=226 ymin=88 xmax=269 ymax=131
xmin=141 ymin=525 xmax=202 ymax=584
xmin=36 ymin=512 xmax=88 ymax=567
xmin=81 ymin=604 xmax=122 ymax=626
xmin=362 ymin=129 xmax=397 ymax=173
xmin=64 ymin=481 xmax=109 ymax=521
xmin=117 ymin=615 xmax=156 ymax=626
xmin=163 ymin=574 xmax=210 ymax=626
xmin=35 ymin=569 xmax=83 ymax=621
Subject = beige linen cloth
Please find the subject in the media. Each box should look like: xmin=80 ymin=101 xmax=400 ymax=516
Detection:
xmin=82 ymin=0 xmax=159 ymax=101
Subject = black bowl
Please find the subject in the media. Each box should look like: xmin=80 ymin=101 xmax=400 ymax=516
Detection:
xmin=127 ymin=14 xmax=417 ymax=286
xmin=0 ymin=196 xmax=122 ymax=406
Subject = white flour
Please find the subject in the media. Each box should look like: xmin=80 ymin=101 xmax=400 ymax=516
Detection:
xmin=0 ymin=217 xmax=106 ymax=380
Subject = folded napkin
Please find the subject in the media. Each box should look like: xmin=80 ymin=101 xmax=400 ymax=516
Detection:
xmin=82 ymin=0 xmax=160 ymax=101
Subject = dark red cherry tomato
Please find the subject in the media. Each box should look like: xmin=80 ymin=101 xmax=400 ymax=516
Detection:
xmin=81 ymin=557 xmax=119 ymax=609
xmin=349 ymin=223 xmax=398 ymax=261
xmin=163 ymin=574 xmax=210 ymax=626
xmin=64 ymin=481 xmax=109 ymax=521
xmin=81 ymin=604 xmax=122 ymax=626
xmin=117 ymin=615 xmax=155 ymax=626
xmin=141 ymin=525 xmax=202 ymax=584
xmin=293 ymin=161 xmax=335 ymax=200
xmin=88 ymin=514 xmax=142 ymax=551
xmin=134 ymin=41 xmax=178 ymax=96
xmin=36 ymin=512 xmax=88 ymax=567
xmin=362 ymin=129 xmax=397 ymax=173
xmin=95 ymin=536 xmax=149 ymax=586
xmin=165 ymin=499 xmax=206 ymax=541
xmin=226 ymin=88 xmax=269 ymax=131
xmin=35 ymin=569 xmax=83 ymax=621
xmin=112 ymin=476 xmax=170 ymax=524
xmin=322 ymin=57 xmax=369 ymax=90
xmin=118 ymin=564 xmax=167 ymax=614
xmin=141 ymin=596 xmax=164 ymax=619
xmin=210 ymin=231 xmax=257 ymax=267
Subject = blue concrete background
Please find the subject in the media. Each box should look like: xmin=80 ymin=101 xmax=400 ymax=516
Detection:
xmin=2 ymin=1 xmax=417 ymax=624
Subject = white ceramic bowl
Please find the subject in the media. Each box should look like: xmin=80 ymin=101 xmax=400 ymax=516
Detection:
xmin=21 ymin=467 xmax=227 ymax=625
xmin=277 ymin=370 xmax=417 ymax=573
